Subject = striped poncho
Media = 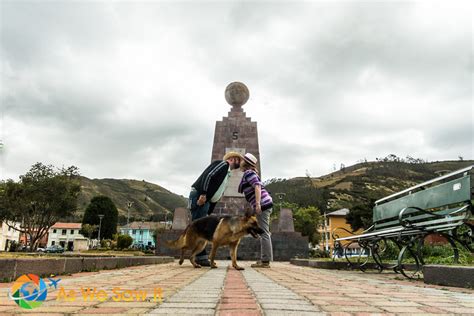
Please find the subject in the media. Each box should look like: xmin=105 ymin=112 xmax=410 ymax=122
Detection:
xmin=238 ymin=170 xmax=273 ymax=211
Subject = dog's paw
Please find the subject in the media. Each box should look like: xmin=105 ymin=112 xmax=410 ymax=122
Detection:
xmin=179 ymin=259 xmax=184 ymax=265
xmin=193 ymin=264 xmax=202 ymax=268
xmin=233 ymin=266 xmax=245 ymax=271
xmin=210 ymin=265 xmax=218 ymax=269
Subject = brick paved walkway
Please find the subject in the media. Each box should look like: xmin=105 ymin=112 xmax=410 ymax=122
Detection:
xmin=0 ymin=261 xmax=473 ymax=315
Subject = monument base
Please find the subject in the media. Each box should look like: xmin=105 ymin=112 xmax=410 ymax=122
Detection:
xmin=212 ymin=196 xmax=248 ymax=216
xmin=155 ymin=231 xmax=308 ymax=261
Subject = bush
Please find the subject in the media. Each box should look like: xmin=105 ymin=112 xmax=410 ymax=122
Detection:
xmin=100 ymin=239 xmax=113 ymax=249
xmin=310 ymin=248 xmax=330 ymax=258
xmin=8 ymin=241 xmax=22 ymax=252
xmin=422 ymin=244 xmax=473 ymax=265
xmin=117 ymin=235 xmax=133 ymax=250
xmin=379 ymin=240 xmax=400 ymax=261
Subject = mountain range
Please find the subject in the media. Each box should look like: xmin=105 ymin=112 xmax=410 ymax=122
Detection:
xmin=73 ymin=158 xmax=473 ymax=226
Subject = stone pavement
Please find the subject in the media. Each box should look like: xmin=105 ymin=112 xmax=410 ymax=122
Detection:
xmin=0 ymin=261 xmax=473 ymax=315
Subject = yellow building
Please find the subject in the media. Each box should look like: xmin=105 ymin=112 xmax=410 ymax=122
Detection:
xmin=318 ymin=208 xmax=364 ymax=256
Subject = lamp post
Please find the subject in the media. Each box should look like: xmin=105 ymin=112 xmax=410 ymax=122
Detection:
xmin=138 ymin=220 xmax=144 ymax=250
xmin=98 ymin=215 xmax=104 ymax=245
xmin=275 ymin=193 xmax=286 ymax=210
xmin=323 ymin=211 xmax=329 ymax=252
xmin=164 ymin=211 xmax=170 ymax=229
xmin=127 ymin=202 xmax=133 ymax=227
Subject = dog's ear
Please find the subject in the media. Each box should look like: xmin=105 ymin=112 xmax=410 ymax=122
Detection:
xmin=244 ymin=209 xmax=254 ymax=218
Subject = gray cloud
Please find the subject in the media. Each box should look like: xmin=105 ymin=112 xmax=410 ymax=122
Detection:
xmin=0 ymin=1 xmax=472 ymax=195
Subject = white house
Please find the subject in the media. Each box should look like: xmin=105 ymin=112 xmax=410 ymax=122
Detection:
xmin=47 ymin=222 xmax=88 ymax=251
xmin=0 ymin=221 xmax=21 ymax=251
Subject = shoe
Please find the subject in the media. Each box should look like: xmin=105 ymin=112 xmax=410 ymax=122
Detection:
xmin=251 ymin=261 xmax=270 ymax=268
xmin=196 ymin=259 xmax=211 ymax=267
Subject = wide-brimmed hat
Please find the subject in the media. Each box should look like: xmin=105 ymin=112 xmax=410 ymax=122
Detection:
xmin=223 ymin=151 xmax=243 ymax=161
xmin=243 ymin=153 xmax=258 ymax=167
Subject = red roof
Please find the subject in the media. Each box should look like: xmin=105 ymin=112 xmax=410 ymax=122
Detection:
xmin=51 ymin=222 xmax=82 ymax=229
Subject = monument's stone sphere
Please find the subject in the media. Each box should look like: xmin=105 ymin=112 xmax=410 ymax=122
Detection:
xmin=225 ymin=82 xmax=249 ymax=107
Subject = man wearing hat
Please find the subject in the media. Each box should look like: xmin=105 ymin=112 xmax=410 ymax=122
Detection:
xmin=188 ymin=151 xmax=243 ymax=266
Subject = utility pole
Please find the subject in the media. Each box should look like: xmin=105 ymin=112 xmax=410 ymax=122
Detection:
xmin=98 ymin=214 xmax=104 ymax=245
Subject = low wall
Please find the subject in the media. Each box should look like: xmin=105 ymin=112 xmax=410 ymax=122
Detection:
xmin=0 ymin=256 xmax=174 ymax=282
xmin=156 ymin=231 xmax=308 ymax=261
xmin=290 ymin=258 xmax=417 ymax=271
xmin=423 ymin=265 xmax=474 ymax=288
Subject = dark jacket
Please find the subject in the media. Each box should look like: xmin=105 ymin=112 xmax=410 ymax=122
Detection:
xmin=192 ymin=160 xmax=230 ymax=213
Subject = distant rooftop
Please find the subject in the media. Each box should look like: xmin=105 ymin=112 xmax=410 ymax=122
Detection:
xmin=120 ymin=221 xmax=166 ymax=230
xmin=51 ymin=222 xmax=82 ymax=229
xmin=326 ymin=208 xmax=350 ymax=216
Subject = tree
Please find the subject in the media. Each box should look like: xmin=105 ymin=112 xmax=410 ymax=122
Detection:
xmin=0 ymin=163 xmax=81 ymax=251
xmin=80 ymin=223 xmax=97 ymax=239
xmin=293 ymin=206 xmax=322 ymax=246
xmin=82 ymin=196 xmax=118 ymax=240
xmin=117 ymin=234 xmax=133 ymax=250
xmin=345 ymin=200 xmax=375 ymax=231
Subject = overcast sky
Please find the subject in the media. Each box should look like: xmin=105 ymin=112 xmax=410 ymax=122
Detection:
xmin=0 ymin=0 xmax=472 ymax=196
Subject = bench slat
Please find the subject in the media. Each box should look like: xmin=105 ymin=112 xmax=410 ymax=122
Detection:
xmin=374 ymin=206 xmax=468 ymax=230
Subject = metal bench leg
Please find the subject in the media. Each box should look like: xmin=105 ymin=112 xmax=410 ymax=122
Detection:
xmin=452 ymin=223 xmax=473 ymax=253
xmin=397 ymin=236 xmax=423 ymax=279
xmin=371 ymin=239 xmax=385 ymax=273
xmin=357 ymin=240 xmax=370 ymax=272
xmin=343 ymin=241 xmax=357 ymax=269
xmin=373 ymin=238 xmax=402 ymax=274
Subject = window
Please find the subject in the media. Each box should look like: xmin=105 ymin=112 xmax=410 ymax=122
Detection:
xmin=148 ymin=242 xmax=152 ymax=246
xmin=53 ymin=229 xmax=57 ymax=233
xmin=140 ymin=230 xmax=143 ymax=235
xmin=132 ymin=230 xmax=136 ymax=234
xmin=70 ymin=229 xmax=74 ymax=234
xmin=52 ymin=241 xmax=55 ymax=245
xmin=62 ymin=229 xmax=67 ymax=235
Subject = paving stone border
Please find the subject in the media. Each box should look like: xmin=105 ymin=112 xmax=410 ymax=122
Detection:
xmin=423 ymin=264 xmax=474 ymax=289
xmin=0 ymin=256 xmax=174 ymax=282
xmin=242 ymin=267 xmax=324 ymax=315
xmin=147 ymin=267 xmax=227 ymax=315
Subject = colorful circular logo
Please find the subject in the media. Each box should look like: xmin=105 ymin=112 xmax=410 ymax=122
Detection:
xmin=9 ymin=274 xmax=48 ymax=309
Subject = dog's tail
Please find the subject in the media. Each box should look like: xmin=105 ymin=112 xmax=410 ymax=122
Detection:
xmin=165 ymin=227 xmax=188 ymax=249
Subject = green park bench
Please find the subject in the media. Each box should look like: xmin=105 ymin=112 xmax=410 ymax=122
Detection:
xmin=333 ymin=165 xmax=473 ymax=279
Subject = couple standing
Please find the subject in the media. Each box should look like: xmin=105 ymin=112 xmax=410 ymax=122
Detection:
xmin=188 ymin=152 xmax=273 ymax=268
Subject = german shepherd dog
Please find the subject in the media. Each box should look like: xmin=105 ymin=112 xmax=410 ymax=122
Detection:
xmin=166 ymin=214 xmax=264 ymax=270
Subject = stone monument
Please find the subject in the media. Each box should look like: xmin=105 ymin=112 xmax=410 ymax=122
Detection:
xmin=278 ymin=208 xmax=295 ymax=232
xmin=171 ymin=207 xmax=190 ymax=230
xmin=212 ymin=82 xmax=261 ymax=215
xmin=156 ymin=82 xmax=309 ymax=260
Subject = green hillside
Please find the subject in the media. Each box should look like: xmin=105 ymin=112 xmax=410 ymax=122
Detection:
xmin=265 ymin=157 xmax=473 ymax=229
xmin=76 ymin=177 xmax=187 ymax=224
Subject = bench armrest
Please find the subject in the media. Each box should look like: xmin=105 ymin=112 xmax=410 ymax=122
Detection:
xmin=332 ymin=224 xmax=375 ymax=240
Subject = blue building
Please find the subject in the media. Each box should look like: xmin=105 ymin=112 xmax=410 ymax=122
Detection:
xmin=119 ymin=221 xmax=166 ymax=248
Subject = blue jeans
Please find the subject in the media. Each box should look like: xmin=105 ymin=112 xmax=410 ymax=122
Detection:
xmin=257 ymin=208 xmax=273 ymax=262
xmin=189 ymin=189 xmax=210 ymax=261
